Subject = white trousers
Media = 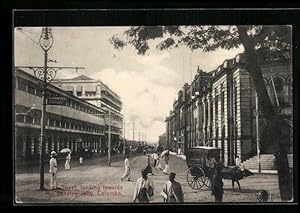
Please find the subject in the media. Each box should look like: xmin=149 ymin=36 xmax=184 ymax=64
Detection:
xmin=50 ymin=172 xmax=57 ymax=189
xmin=121 ymin=167 xmax=131 ymax=180
xmin=65 ymin=160 xmax=70 ymax=170
xmin=163 ymin=164 xmax=169 ymax=174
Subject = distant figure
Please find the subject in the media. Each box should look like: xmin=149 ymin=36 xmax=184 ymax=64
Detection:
xmin=133 ymin=169 xmax=154 ymax=203
xmin=143 ymin=149 xmax=147 ymax=155
xmin=121 ymin=155 xmax=131 ymax=181
xmin=235 ymin=155 xmax=243 ymax=169
xmin=153 ymin=152 xmax=159 ymax=168
xmin=145 ymin=154 xmax=154 ymax=175
xmin=161 ymin=172 xmax=184 ymax=203
xmin=65 ymin=152 xmax=71 ymax=170
xmin=156 ymin=153 xmax=163 ymax=170
xmin=79 ymin=156 xmax=83 ymax=166
xmin=163 ymin=151 xmax=169 ymax=175
xmin=211 ymin=164 xmax=224 ymax=202
xmin=49 ymin=151 xmax=58 ymax=190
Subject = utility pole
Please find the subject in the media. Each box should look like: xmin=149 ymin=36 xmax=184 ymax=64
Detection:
xmin=16 ymin=27 xmax=84 ymax=190
xmin=255 ymin=91 xmax=261 ymax=173
xmin=123 ymin=118 xmax=126 ymax=156
xmin=133 ymin=120 xmax=135 ymax=142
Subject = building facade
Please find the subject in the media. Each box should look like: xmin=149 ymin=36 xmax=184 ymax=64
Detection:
xmin=15 ymin=69 xmax=107 ymax=161
xmin=165 ymin=53 xmax=293 ymax=166
xmin=51 ymin=75 xmax=123 ymax=150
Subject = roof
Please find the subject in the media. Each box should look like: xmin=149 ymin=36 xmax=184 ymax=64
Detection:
xmin=71 ymin=75 xmax=93 ymax=80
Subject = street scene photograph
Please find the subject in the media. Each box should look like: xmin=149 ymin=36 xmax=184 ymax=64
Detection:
xmin=14 ymin=25 xmax=294 ymax=204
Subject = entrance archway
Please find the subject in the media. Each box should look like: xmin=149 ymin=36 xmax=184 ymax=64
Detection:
xmin=260 ymin=120 xmax=292 ymax=154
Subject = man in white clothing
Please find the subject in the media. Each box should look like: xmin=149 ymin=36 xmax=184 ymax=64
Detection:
xmin=121 ymin=155 xmax=131 ymax=181
xmin=65 ymin=152 xmax=71 ymax=170
xmin=49 ymin=151 xmax=58 ymax=190
xmin=161 ymin=172 xmax=184 ymax=203
xmin=133 ymin=169 xmax=154 ymax=203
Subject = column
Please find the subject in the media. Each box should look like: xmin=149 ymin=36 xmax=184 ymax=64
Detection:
xmin=73 ymin=85 xmax=77 ymax=96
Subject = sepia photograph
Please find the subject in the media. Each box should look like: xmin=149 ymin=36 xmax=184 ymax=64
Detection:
xmin=13 ymin=22 xmax=294 ymax=204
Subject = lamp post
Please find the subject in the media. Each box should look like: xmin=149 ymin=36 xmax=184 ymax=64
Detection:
xmin=16 ymin=27 xmax=84 ymax=190
xmin=38 ymin=27 xmax=54 ymax=190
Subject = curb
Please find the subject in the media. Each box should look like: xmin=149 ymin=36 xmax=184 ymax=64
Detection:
xmin=170 ymin=152 xmax=278 ymax=175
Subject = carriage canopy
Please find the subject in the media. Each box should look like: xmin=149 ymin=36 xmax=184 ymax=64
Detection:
xmin=186 ymin=146 xmax=221 ymax=167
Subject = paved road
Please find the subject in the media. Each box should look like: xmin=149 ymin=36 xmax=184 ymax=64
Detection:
xmin=15 ymin=153 xmax=282 ymax=203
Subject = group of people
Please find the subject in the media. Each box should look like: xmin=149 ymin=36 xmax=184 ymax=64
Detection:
xmin=48 ymin=150 xmax=84 ymax=190
xmin=132 ymin=169 xmax=184 ymax=203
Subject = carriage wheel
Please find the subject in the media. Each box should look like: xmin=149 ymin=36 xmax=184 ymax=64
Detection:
xmin=186 ymin=166 xmax=206 ymax=190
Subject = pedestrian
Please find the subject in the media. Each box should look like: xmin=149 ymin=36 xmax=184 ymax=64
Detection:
xmin=156 ymin=153 xmax=163 ymax=170
xmin=161 ymin=172 xmax=184 ymax=203
xmin=121 ymin=155 xmax=131 ymax=181
xmin=133 ymin=169 xmax=154 ymax=203
xmin=65 ymin=152 xmax=71 ymax=170
xmin=79 ymin=156 xmax=83 ymax=166
xmin=235 ymin=155 xmax=244 ymax=170
xmin=144 ymin=154 xmax=154 ymax=175
xmin=153 ymin=152 xmax=159 ymax=168
xmin=211 ymin=164 xmax=224 ymax=202
xmin=49 ymin=151 xmax=58 ymax=190
xmin=163 ymin=151 xmax=169 ymax=175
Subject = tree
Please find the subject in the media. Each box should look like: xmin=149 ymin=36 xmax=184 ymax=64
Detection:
xmin=110 ymin=25 xmax=293 ymax=201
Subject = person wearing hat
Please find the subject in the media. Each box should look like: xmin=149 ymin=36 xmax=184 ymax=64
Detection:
xmin=211 ymin=164 xmax=224 ymax=202
xmin=121 ymin=155 xmax=131 ymax=181
xmin=132 ymin=169 xmax=154 ymax=203
xmin=161 ymin=172 xmax=184 ymax=203
xmin=65 ymin=152 xmax=71 ymax=170
xmin=49 ymin=151 xmax=58 ymax=190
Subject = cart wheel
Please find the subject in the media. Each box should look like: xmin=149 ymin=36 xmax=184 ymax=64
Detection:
xmin=187 ymin=166 xmax=206 ymax=190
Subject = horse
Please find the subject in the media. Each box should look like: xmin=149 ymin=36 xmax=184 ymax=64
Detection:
xmin=220 ymin=167 xmax=254 ymax=192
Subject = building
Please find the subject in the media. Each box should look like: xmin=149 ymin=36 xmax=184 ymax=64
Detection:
xmin=165 ymin=53 xmax=293 ymax=167
xmin=158 ymin=133 xmax=167 ymax=148
xmin=51 ymin=75 xmax=123 ymax=150
xmin=15 ymin=69 xmax=107 ymax=161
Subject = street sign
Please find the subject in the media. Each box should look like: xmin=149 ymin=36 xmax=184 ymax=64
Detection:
xmin=47 ymin=97 xmax=67 ymax=105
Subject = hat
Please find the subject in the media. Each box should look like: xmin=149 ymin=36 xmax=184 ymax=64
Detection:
xmin=169 ymin=172 xmax=176 ymax=178
xmin=50 ymin=151 xmax=57 ymax=156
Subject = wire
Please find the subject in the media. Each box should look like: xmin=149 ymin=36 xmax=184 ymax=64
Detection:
xmin=18 ymin=30 xmax=41 ymax=48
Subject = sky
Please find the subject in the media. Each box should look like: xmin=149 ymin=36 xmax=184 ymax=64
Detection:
xmin=14 ymin=27 xmax=243 ymax=143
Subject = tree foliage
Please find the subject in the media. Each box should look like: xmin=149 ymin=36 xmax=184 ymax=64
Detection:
xmin=110 ymin=25 xmax=291 ymax=59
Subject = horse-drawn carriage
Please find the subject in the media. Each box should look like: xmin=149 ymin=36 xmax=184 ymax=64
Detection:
xmin=186 ymin=146 xmax=253 ymax=191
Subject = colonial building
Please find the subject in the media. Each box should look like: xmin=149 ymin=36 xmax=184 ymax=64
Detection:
xmin=165 ymin=53 xmax=293 ymax=167
xmin=15 ymin=69 xmax=107 ymax=161
xmin=51 ymin=75 xmax=123 ymax=150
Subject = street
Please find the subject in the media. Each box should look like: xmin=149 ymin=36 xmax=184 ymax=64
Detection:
xmin=15 ymin=154 xmax=282 ymax=203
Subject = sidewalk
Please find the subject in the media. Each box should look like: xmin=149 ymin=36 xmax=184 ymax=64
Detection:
xmin=169 ymin=151 xmax=277 ymax=175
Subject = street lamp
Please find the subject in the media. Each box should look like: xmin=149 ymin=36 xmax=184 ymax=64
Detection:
xmin=36 ymin=27 xmax=54 ymax=190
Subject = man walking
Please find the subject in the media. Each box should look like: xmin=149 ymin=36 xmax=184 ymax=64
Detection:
xmin=162 ymin=151 xmax=169 ymax=175
xmin=211 ymin=164 xmax=224 ymax=202
xmin=152 ymin=152 xmax=159 ymax=168
xmin=65 ymin=152 xmax=71 ymax=170
xmin=121 ymin=155 xmax=131 ymax=181
xmin=161 ymin=172 xmax=184 ymax=203
xmin=49 ymin=151 xmax=58 ymax=190
xmin=133 ymin=169 xmax=154 ymax=203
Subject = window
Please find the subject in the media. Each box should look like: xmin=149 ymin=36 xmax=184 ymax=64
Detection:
xmin=77 ymin=91 xmax=82 ymax=96
xmin=17 ymin=78 xmax=27 ymax=92
xmin=27 ymin=85 xmax=35 ymax=95
xmin=86 ymin=91 xmax=96 ymax=96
